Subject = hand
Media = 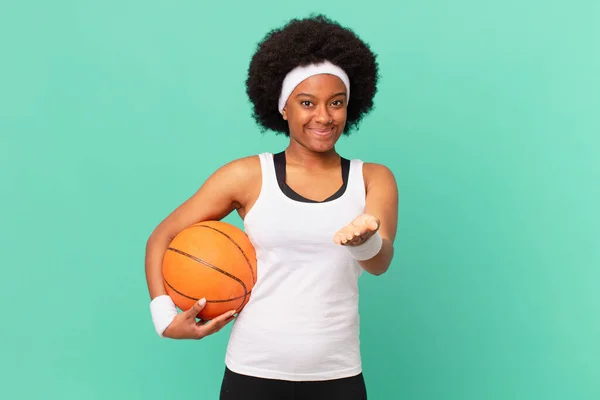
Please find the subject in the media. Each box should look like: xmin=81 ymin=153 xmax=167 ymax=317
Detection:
xmin=163 ymin=298 xmax=236 ymax=340
xmin=333 ymin=213 xmax=380 ymax=246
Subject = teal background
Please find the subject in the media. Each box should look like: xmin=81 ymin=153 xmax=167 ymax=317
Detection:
xmin=1 ymin=1 xmax=599 ymax=399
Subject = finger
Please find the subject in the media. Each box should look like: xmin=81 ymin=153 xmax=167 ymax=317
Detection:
xmin=185 ymin=298 xmax=207 ymax=319
xmin=351 ymin=218 xmax=371 ymax=233
xmin=333 ymin=233 xmax=344 ymax=245
xmin=204 ymin=316 xmax=235 ymax=337
xmin=345 ymin=227 xmax=377 ymax=246
xmin=359 ymin=230 xmax=374 ymax=241
xmin=368 ymin=216 xmax=380 ymax=231
xmin=357 ymin=214 xmax=379 ymax=231
xmin=195 ymin=319 xmax=206 ymax=327
xmin=350 ymin=235 xmax=363 ymax=245
xmin=219 ymin=315 xmax=236 ymax=329
xmin=335 ymin=224 xmax=368 ymax=245
xmin=335 ymin=230 xmax=354 ymax=245
xmin=205 ymin=310 xmax=237 ymax=330
xmin=344 ymin=234 xmax=364 ymax=246
xmin=200 ymin=314 xmax=236 ymax=337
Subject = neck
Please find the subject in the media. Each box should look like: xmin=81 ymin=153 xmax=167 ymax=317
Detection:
xmin=285 ymin=141 xmax=340 ymax=169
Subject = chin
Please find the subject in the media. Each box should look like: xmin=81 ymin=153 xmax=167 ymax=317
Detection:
xmin=307 ymin=141 xmax=337 ymax=153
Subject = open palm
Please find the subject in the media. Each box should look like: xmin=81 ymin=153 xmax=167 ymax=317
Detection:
xmin=333 ymin=213 xmax=380 ymax=246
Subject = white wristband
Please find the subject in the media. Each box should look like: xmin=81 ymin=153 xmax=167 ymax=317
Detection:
xmin=346 ymin=231 xmax=383 ymax=261
xmin=150 ymin=295 xmax=178 ymax=337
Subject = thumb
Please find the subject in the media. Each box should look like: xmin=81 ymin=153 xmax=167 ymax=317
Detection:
xmin=186 ymin=298 xmax=207 ymax=318
xmin=370 ymin=218 xmax=380 ymax=231
xmin=364 ymin=215 xmax=379 ymax=231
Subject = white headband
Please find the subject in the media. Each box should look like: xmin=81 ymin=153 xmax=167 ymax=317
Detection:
xmin=278 ymin=60 xmax=350 ymax=114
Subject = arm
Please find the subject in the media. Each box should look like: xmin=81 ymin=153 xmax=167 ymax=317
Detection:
xmin=358 ymin=163 xmax=398 ymax=275
xmin=145 ymin=156 xmax=259 ymax=300
xmin=333 ymin=162 xmax=398 ymax=275
xmin=359 ymin=163 xmax=398 ymax=275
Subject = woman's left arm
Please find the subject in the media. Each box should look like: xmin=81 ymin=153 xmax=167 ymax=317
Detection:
xmin=333 ymin=163 xmax=399 ymax=275
xmin=359 ymin=163 xmax=398 ymax=275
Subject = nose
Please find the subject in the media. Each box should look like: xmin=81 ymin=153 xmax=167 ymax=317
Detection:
xmin=314 ymin=104 xmax=332 ymax=125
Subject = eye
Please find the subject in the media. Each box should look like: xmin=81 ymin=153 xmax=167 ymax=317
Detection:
xmin=300 ymin=100 xmax=313 ymax=107
xmin=331 ymin=100 xmax=344 ymax=107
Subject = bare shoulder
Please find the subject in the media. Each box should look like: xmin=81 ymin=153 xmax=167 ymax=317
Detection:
xmin=162 ymin=154 xmax=262 ymax=226
xmin=362 ymin=162 xmax=397 ymax=193
xmin=210 ymin=153 xmax=261 ymax=195
xmin=209 ymin=154 xmax=262 ymax=218
xmin=216 ymin=154 xmax=262 ymax=183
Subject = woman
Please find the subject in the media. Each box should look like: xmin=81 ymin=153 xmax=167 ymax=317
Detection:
xmin=145 ymin=14 xmax=398 ymax=399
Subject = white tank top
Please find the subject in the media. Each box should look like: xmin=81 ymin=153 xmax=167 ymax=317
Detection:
xmin=224 ymin=152 xmax=366 ymax=381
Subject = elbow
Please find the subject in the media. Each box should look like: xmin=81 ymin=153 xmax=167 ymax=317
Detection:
xmin=146 ymin=231 xmax=160 ymax=251
xmin=146 ymin=226 xmax=174 ymax=253
xmin=359 ymin=258 xmax=392 ymax=276
xmin=370 ymin=263 xmax=391 ymax=276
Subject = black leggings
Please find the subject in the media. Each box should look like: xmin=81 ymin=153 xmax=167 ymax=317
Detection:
xmin=219 ymin=367 xmax=368 ymax=400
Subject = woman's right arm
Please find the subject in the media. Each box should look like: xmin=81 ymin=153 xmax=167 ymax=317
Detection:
xmin=144 ymin=156 xmax=259 ymax=339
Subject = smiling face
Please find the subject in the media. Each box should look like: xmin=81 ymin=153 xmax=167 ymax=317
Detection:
xmin=282 ymin=74 xmax=348 ymax=154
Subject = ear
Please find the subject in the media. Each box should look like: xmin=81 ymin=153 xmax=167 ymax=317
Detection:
xmin=282 ymin=107 xmax=288 ymax=121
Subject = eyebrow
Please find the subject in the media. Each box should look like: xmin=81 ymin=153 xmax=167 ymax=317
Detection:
xmin=295 ymin=92 xmax=347 ymax=98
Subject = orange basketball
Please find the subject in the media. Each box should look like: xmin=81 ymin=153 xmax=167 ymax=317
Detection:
xmin=162 ymin=220 xmax=257 ymax=320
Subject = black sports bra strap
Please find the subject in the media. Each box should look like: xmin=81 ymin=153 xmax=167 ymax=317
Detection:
xmin=273 ymin=151 xmax=349 ymax=203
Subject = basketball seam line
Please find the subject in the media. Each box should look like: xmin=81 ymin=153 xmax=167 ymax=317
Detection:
xmin=166 ymin=246 xmax=249 ymax=311
xmin=194 ymin=224 xmax=256 ymax=285
xmin=163 ymin=278 xmax=252 ymax=303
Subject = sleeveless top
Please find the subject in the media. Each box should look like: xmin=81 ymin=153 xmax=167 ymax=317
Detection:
xmin=224 ymin=151 xmax=366 ymax=381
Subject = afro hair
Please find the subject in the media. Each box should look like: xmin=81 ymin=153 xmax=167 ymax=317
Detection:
xmin=246 ymin=14 xmax=379 ymax=136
